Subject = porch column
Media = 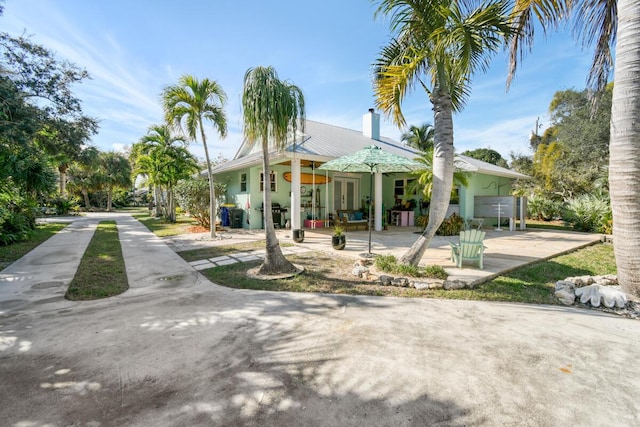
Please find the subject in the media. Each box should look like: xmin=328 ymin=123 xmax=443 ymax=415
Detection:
xmin=290 ymin=158 xmax=302 ymax=231
xmin=374 ymin=171 xmax=383 ymax=231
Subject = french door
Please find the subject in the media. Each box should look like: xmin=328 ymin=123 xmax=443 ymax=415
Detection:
xmin=333 ymin=177 xmax=359 ymax=211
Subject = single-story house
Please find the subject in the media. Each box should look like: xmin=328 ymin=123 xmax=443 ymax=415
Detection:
xmin=210 ymin=109 xmax=530 ymax=231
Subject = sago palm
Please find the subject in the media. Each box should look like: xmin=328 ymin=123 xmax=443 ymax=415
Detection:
xmin=373 ymin=0 xmax=512 ymax=266
xmin=242 ymin=66 xmax=305 ymax=276
xmin=162 ymin=75 xmax=227 ymax=238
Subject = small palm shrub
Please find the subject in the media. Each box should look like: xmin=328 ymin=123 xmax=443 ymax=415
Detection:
xmin=528 ymin=194 xmax=563 ymax=221
xmin=563 ymin=194 xmax=611 ymax=233
xmin=436 ymin=212 xmax=464 ymax=236
xmin=414 ymin=213 xmax=464 ymax=236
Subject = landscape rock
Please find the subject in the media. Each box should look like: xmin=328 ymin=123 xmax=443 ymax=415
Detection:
xmin=443 ymin=280 xmax=466 ymax=290
xmin=555 ymin=280 xmax=575 ymax=292
xmin=555 ymin=289 xmax=576 ymax=306
xmin=391 ymin=278 xmax=409 ymax=287
xmin=575 ymin=284 xmax=627 ymax=308
xmin=351 ymin=265 xmax=369 ymax=278
xmin=413 ymin=282 xmax=430 ymax=290
xmin=379 ymin=275 xmax=393 ymax=286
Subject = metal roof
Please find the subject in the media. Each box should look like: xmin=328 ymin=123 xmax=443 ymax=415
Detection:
xmin=210 ymin=119 xmax=531 ymax=181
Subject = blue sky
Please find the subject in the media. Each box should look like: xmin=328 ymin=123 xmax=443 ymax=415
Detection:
xmin=2 ymin=0 xmax=597 ymax=162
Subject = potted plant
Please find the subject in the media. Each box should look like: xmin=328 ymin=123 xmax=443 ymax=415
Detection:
xmin=332 ymin=225 xmax=346 ymax=250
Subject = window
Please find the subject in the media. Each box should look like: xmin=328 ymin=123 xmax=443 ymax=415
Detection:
xmin=394 ymin=178 xmax=416 ymax=197
xmin=260 ymin=171 xmax=276 ymax=192
xmin=240 ymin=173 xmax=247 ymax=192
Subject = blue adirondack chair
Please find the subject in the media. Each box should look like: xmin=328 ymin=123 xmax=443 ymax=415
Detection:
xmin=449 ymin=229 xmax=486 ymax=269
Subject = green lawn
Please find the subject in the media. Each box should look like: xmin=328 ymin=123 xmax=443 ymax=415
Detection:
xmin=65 ymin=221 xmax=128 ymax=300
xmin=0 ymin=223 xmax=67 ymax=270
xmin=193 ymin=242 xmax=616 ymax=304
xmin=132 ymin=211 xmax=200 ymax=237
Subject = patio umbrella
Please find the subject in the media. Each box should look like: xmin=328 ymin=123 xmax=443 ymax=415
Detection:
xmin=318 ymin=145 xmax=421 ymax=255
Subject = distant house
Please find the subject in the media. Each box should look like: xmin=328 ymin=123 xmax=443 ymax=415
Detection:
xmin=210 ymin=109 xmax=530 ymax=231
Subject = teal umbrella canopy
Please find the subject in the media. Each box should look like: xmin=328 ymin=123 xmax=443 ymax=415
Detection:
xmin=318 ymin=145 xmax=420 ymax=173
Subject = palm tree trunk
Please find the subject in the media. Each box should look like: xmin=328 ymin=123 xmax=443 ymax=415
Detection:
xmin=58 ymin=164 xmax=68 ymax=196
xmin=199 ymin=119 xmax=217 ymax=238
xmin=610 ymin=0 xmax=640 ymax=297
xmin=401 ymin=88 xmax=455 ymax=266
xmin=107 ymin=187 xmax=113 ymax=211
xmin=258 ymin=141 xmax=297 ymax=275
xmin=81 ymin=188 xmax=90 ymax=209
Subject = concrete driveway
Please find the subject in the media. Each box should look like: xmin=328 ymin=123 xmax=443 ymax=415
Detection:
xmin=1 ymin=213 xmax=639 ymax=426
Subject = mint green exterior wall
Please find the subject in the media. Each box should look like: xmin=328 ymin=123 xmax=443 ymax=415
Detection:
xmin=214 ymin=168 xmax=514 ymax=229
xmin=459 ymin=173 xmax=513 ymax=219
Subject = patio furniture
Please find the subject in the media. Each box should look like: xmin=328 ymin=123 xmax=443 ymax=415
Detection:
xmin=464 ymin=217 xmax=485 ymax=230
xmin=450 ymin=229 xmax=486 ymax=269
xmin=336 ymin=210 xmax=368 ymax=231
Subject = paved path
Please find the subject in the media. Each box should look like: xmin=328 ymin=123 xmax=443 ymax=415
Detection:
xmin=1 ymin=213 xmax=640 ymax=426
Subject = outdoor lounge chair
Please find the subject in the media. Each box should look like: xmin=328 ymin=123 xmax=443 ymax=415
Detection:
xmin=449 ymin=229 xmax=486 ymax=269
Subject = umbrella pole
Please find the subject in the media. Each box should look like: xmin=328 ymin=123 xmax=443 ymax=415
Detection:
xmin=368 ymin=171 xmax=373 ymax=254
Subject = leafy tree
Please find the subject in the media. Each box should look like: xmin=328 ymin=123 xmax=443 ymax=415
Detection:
xmin=401 ymin=123 xmax=434 ymax=152
xmin=100 ymin=152 xmax=131 ymax=211
xmin=132 ymin=124 xmax=198 ymax=222
xmin=373 ymin=0 xmax=512 ymax=266
xmin=242 ymin=66 xmax=305 ymax=276
xmin=532 ymin=142 xmax=563 ymax=193
xmin=508 ymin=0 xmax=640 ymax=297
xmin=67 ymin=146 xmax=101 ymax=209
xmin=461 ymin=148 xmax=508 ymax=168
xmin=162 ymin=75 xmax=227 ymax=237
xmin=0 ymin=31 xmax=95 ymax=240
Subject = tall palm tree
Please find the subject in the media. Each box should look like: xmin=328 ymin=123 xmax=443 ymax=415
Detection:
xmin=401 ymin=123 xmax=434 ymax=152
xmin=100 ymin=151 xmax=131 ymax=211
xmin=162 ymin=75 xmax=227 ymax=238
xmin=242 ymin=66 xmax=305 ymax=276
xmin=134 ymin=124 xmax=198 ymax=222
xmin=373 ymin=0 xmax=512 ymax=266
xmin=507 ymin=0 xmax=640 ymax=297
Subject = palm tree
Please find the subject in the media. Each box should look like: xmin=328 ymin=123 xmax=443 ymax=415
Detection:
xmin=401 ymin=123 xmax=434 ymax=152
xmin=134 ymin=124 xmax=198 ymax=222
xmin=373 ymin=0 xmax=512 ymax=266
xmin=100 ymin=151 xmax=131 ymax=211
xmin=242 ymin=66 xmax=305 ymax=276
xmin=162 ymin=75 xmax=227 ymax=238
xmin=67 ymin=146 xmax=100 ymax=209
xmin=410 ymin=149 xmax=470 ymax=202
xmin=507 ymin=0 xmax=640 ymax=297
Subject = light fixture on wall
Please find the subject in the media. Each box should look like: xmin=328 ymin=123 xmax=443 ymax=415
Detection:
xmin=226 ymin=176 xmax=233 ymax=183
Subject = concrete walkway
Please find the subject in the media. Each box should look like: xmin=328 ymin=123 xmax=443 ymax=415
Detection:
xmin=1 ymin=213 xmax=639 ymax=426
xmin=169 ymin=225 xmax=602 ymax=286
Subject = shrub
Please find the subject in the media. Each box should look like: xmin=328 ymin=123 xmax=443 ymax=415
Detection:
xmin=374 ymin=254 xmax=448 ymax=279
xmin=528 ymin=194 xmax=563 ymax=221
xmin=436 ymin=212 xmax=464 ymax=236
xmin=563 ymin=194 xmax=611 ymax=233
xmin=413 ymin=212 xmax=464 ymax=236
xmin=174 ymin=178 xmax=225 ymax=228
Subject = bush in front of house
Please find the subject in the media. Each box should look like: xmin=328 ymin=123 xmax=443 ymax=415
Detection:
xmin=174 ymin=178 xmax=211 ymax=229
xmin=563 ymin=194 xmax=611 ymax=233
xmin=527 ymin=194 xmax=563 ymax=221
xmin=414 ymin=212 xmax=464 ymax=236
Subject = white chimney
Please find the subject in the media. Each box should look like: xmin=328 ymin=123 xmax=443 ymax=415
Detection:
xmin=363 ymin=108 xmax=380 ymax=140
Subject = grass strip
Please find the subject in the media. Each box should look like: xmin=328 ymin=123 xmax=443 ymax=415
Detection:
xmin=132 ymin=212 xmax=197 ymax=237
xmin=0 ymin=223 xmax=67 ymax=270
xmin=199 ymin=243 xmax=616 ymax=304
xmin=66 ymin=221 xmax=128 ymax=300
